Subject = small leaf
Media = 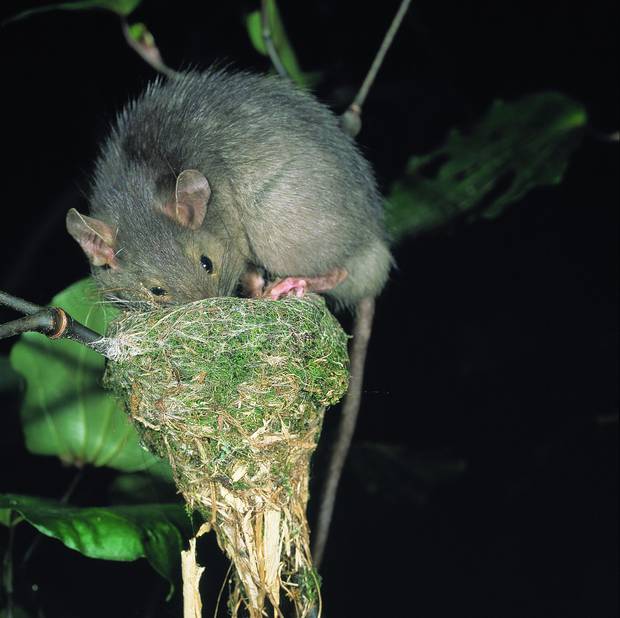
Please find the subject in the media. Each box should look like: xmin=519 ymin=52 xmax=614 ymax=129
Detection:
xmin=127 ymin=21 xmax=153 ymax=45
xmin=9 ymin=279 xmax=170 ymax=474
xmin=386 ymin=92 xmax=587 ymax=240
xmin=4 ymin=0 xmax=142 ymax=24
xmin=122 ymin=20 xmax=176 ymax=78
xmin=245 ymin=1 xmax=319 ymax=89
xmin=0 ymin=493 xmax=193 ymax=592
xmin=245 ymin=9 xmax=266 ymax=54
xmin=98 ymin=0 xmax=142 ymax=15
xmin=0 ymin=509 xmax=12 ymax=526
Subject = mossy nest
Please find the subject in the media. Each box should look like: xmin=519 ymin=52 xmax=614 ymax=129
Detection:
xmin=103 ymin=295 xmax=349 ymax=617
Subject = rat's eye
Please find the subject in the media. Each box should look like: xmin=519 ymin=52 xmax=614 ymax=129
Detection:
xmin=200 ymin=255 xmax=214 ymax=273
xmin=150 ymin=287 xmax=167 ymax=296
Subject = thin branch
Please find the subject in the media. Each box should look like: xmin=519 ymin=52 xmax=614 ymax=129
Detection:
xmin=120 ymin=18 xmax=179 ymax=80
xmin=261 ymin=0 xmax=288 ymax=79
xmin=312 ymin=297 xmax=375 ymax=568
xmin=341 ymin=0 xmax=412 ymax=137
xmin=0 ymin=313 xmax=56 ymax=339
xmin=353 ymin=0 xmax=412 ymax=109
xmin=0 ymin=289 xmax=105 ymax=353
xmin=0 ymin=291 xmax=42 ymax=316
xmin=1 ymin=512 xmax=17 ymax=618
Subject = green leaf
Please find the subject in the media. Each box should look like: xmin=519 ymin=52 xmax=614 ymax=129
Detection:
xmin=4 ymin=0 xmax=142 ymax=24
xmin=9 ymin=279 xmax=170 ymax=474
xmin=386 ymin=92 xmax=587 ymax=240
xmin=0 ymin=355 xmax=22 ymax=392
xmin=0 ymin=493 xmax=192 ymax=592
xmin=127 ymin=21 xmax=153 ymax=45
xmin=0 ymin=508 xmax=11 ymax=526
xmin=245 ymin=1 xmax=319 ymax=89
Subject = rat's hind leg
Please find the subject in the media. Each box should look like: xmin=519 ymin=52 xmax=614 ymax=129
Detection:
xmin=264 ymin=268 xmax=347 ymax=300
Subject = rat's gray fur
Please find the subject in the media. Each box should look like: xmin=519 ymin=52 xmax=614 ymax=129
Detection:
xmin=87 ymin=68 xmax=392 ymax=306
xmin=73 ymin=70 xmax=393 ymax=575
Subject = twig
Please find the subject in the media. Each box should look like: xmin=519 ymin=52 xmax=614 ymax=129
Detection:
xmin=214 ymin=561 xmax=233 ymax=618
xmin=0 ymin=313 xmax=58 ymax=340
xmin=2 ymin=512 xmax=17 ymax=618
xmin=341 ymin=0 xmax=412 ymax=137
xmin=353 ymin=0 xmax=412 ymax=109
xmin=0 ymin=289 xmax=105 ymax=353
xmin=0 ymin=291 xmax=42 ymax=316
xmin=120 ymin=18 xmax=179 ymax=79
xmin=261 ymin=0 xmax=288 ymax=79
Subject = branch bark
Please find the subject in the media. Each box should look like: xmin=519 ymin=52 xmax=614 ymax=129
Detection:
xmin=0 ymin=289 xmax=105 ymax=354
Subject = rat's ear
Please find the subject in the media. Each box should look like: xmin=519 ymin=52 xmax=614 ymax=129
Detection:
xmin=66 ymin=208 xmax=119 ymax=269
xmin=162 ymin=169 xmax=210 ymax=230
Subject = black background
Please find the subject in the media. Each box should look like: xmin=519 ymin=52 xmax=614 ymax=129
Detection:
xmin=0 ymin=1 xmax=617 ymax=617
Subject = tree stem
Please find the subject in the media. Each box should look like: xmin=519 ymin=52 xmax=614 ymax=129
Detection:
xmin=0 ymin=289 xmax=106 ymax=354
xmin=353 ymin=0 xmax=412 ymax=110
xmin=341 ymin=0 xmax=412 ymax=137
xmin=261 ymin=0 xmax=288 ymax=79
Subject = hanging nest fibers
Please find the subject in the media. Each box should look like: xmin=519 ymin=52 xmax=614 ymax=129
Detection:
xmin=102 ymin=295 xmax=349 ymax=617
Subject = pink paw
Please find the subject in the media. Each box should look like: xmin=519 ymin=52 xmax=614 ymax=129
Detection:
xmin=266 ymin=277 xmax=307 ymax=300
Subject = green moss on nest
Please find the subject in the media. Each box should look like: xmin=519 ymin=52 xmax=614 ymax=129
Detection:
xmin=103 ymin=295 xmax=348 ymax=617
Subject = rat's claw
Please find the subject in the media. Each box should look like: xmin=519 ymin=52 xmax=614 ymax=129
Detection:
xmin=266 ymin=277 xmax=307 ymax=300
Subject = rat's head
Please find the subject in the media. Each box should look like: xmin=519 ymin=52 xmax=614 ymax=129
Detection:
xmin=67 ymin=170 xmax=248 ymax=306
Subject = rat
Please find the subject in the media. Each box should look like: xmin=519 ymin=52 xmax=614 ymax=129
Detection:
xmin=66 ymin=67 xmax=392 ymax=566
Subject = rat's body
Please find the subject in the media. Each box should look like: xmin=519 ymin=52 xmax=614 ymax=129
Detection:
xmin=68 ymin=68 xmax=391 ymax=307
xmin=67 ymin=67 xmax=391 ymax=567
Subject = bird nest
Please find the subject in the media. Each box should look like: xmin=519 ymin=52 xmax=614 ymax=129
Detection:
xmin=102 ymin=295 xmax=349 ymax=616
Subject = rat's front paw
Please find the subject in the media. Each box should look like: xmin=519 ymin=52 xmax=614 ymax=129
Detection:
xmin=264 ymin=277 xmax=308 ymax=300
